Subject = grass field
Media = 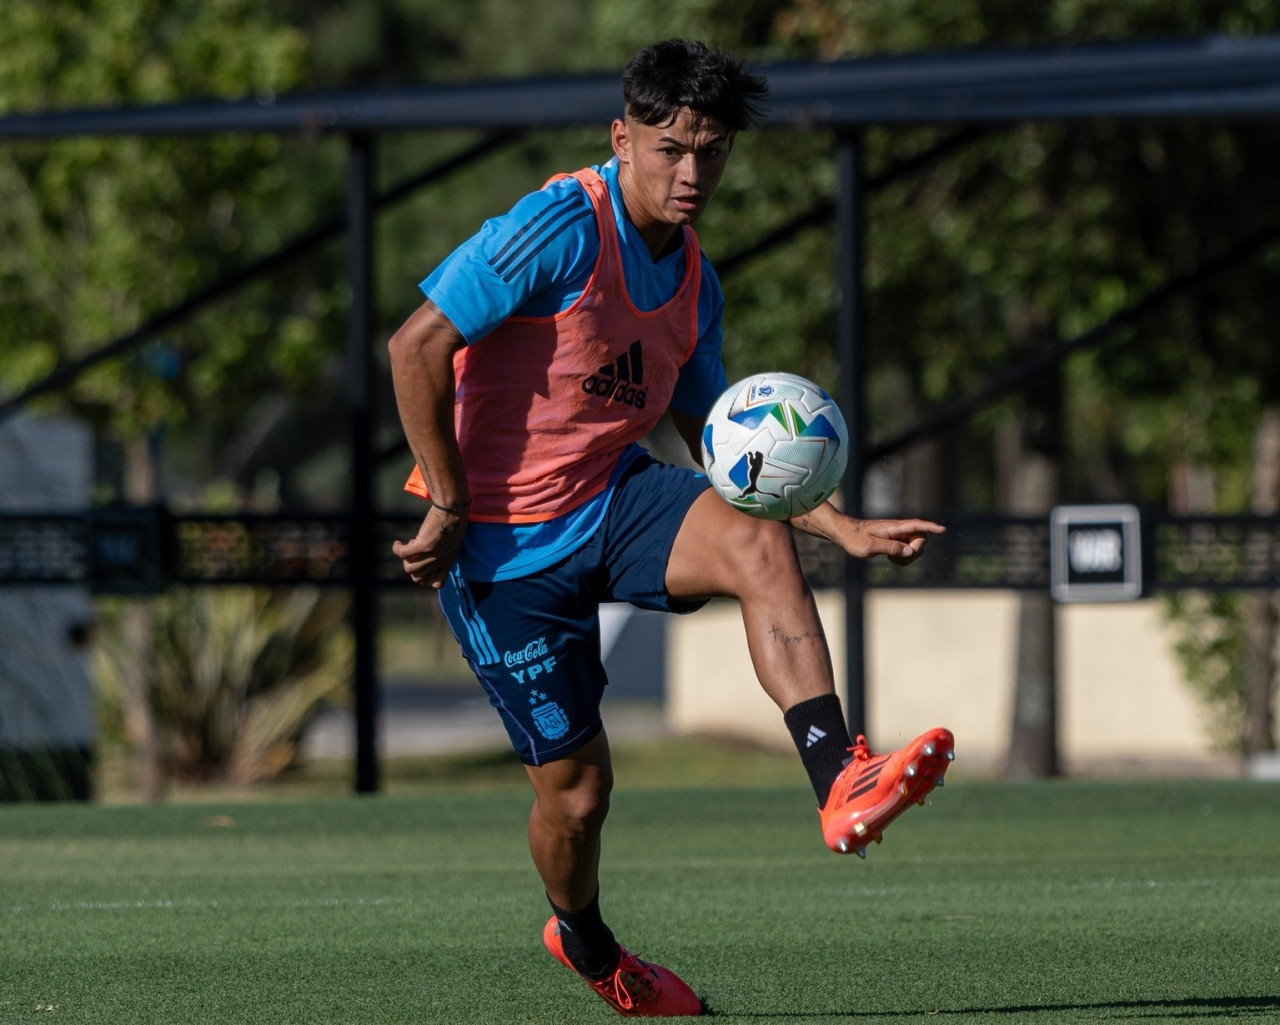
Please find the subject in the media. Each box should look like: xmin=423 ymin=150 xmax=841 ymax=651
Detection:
xmin=3 ymin=773 xmax=1278 ymax=1024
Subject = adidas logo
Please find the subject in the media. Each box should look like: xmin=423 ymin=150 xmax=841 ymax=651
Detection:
xmin=805 ymin=726 xmax=827 ymax=748
xmin=581 ymin=340 xmax=647 ymax=409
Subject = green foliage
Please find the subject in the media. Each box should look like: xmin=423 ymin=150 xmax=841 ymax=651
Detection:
xmin=5 ymin=1 xmax=1280 ymax=757
xmin=772 ymin=0 xmax=1280 ymax=54
xmin=0 ymin=0 xmax=317 ymax=440
xmin=5 ymin=0 xmax=1278 ymax=498
xmin=754 ymin=1 xmax=1280 ymax=746
xmin=0 ymin=0 xmax=306 ymax=110
xmin=1161 ymin=589 xmax=1259 ymax=755
xmin=572 ymin=1 xmax=1280 ymax=512
xmin=785 ymin=2 xmax=1280 ymax=507
xmin=580 ymin=1 xmax=1280 ymax=745
xmin=293 ymin=0 xmax=600 ymax=84
xmin=93 ymin=587 xmax=353 ymax=784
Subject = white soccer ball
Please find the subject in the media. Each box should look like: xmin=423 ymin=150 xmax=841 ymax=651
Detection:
xmin=701 ymin=372 xmax=849 ymax=520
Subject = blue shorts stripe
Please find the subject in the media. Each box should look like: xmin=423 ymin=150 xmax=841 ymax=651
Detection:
xmin=439 ymin=455 xmax=709 ymax=765
xmin=451 ymin=567 xmax=501 ymax=665
xmin=475 ymin=619 xmax=500 ymax=665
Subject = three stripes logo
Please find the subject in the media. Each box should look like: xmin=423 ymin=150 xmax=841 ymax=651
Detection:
xmin=844 ymin=754 xmax=890 ymax=801
xmin=805 ymin=726 xmax=827 ymax=748
xmin=581 ymin=340 xmax=647 ymax=409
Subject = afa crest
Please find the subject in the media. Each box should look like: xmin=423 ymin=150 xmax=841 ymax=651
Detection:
xmin=531 ymin=700 xmax=571 ymax=740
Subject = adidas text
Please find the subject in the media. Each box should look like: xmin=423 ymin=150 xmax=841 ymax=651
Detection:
xmin=581 ymin=375 xmax=647 ymax=408
xmin=581 ymin=340 xmax=647 ymax=408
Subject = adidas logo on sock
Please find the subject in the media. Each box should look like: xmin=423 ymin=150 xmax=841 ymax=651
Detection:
xmin=806 ymin=726 xmax=827 ymax=748
xmin=580 ymin=340 xmax=647 ymax=408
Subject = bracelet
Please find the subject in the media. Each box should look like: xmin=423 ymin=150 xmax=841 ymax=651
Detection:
xmin=431 ymin=499 xmax=472 ymax=515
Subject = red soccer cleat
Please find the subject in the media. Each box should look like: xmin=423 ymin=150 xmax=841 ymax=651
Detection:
xmin=819 ymin=727 xmax=954 ymax=857
xmin=542 ymin=915 xmax=704 ymax=1017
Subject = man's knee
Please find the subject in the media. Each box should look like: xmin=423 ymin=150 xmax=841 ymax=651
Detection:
xmin=529 ymin=749 xmax=614 ymax=838
xmin=728 ymin=518 xmax=804 ymax=586
xmin=539 ymin=777 xmax=612 ymax=839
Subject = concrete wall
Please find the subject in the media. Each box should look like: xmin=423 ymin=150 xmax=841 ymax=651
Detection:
xmin=668 ymin=590 xmax=1232 ymax=775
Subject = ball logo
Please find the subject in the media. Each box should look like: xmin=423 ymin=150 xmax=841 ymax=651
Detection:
xmin=737 ymin=450 xmax=780 ymax=501
xmin=580 ymin=340 xmax=647 ymax=409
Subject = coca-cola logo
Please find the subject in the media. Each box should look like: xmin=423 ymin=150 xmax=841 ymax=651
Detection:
xmin=504 ymin=638 xmax=549 ymax=668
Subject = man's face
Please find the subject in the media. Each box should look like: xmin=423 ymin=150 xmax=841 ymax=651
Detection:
xmin=611 ymin=108 xmax=735 ymax=238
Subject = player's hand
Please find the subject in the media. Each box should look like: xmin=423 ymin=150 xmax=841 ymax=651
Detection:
xmin=817 ymin=512 xmax=945 ymax=563
xmin=391 ymin=507 xmax=468 ymax=589
xmin=850 ymin=517 xmax=945 ymax=563
xmin=791 ymin=503 xmax=945 ymax=563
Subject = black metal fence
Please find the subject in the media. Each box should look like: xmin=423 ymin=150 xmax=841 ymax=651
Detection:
xmin=3 ymin=507 xmax=1277 ymax=594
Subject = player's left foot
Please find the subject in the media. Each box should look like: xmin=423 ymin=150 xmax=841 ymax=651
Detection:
xmin=542 ymin=915 xmax=705 ymax=1017
xmin=819 ymin=727 xmax=954 ymax=857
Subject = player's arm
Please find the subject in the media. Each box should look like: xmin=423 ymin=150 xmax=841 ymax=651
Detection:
xmin=673 ymin=389 xmax=941 ymax=561
xmin=789 ymin=501 xmax=945 ymax=565
xmin=669 ymin=409 xmax=708 ymax=468
xmin=668 ymin=256 xmax=728 ymax=467
xmin=388 ymin=298 xmax=469 ymax=588
xmin=671 ymin=404 xmax=942 ymax=563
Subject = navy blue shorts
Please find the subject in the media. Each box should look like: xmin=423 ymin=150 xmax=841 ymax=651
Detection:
xmin=437 ymin=454 xmax=710 ymax=765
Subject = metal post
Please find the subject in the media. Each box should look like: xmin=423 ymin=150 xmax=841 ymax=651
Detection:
xmin=835 ymin=131 xmax=868 ymax=739
xmin=347 ymin=132 xmax=380 ymax=794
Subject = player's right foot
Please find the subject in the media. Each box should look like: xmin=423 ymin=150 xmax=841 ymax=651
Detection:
xmin=542 ymin=915 xmax=704 ymax=1017
xmin=819 ymin=727 xmax=954 ymax=857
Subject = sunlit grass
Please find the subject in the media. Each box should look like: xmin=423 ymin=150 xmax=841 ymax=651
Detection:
xmin=4 ymin=778 xmax=1278 ymax=1024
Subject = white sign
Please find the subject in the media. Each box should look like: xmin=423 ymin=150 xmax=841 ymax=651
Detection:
xmin=1050 ymin=504 xmax=1142 ymax=602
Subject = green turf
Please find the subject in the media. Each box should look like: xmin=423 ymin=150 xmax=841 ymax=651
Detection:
xmin=2 ymin=779 xmax=1278 ymax=1024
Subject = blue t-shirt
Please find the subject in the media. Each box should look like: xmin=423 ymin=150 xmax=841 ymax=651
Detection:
xmin=421 ymin=158 xmax=726 ymax=581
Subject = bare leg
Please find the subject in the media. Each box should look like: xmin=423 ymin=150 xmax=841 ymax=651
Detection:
xmin=524 ymin=730 xmax=614 ymax=910
xmin=665 ymin=490 xmax=835 ymax=711
xmin=665 ymin=486 xmax=954 ymax=861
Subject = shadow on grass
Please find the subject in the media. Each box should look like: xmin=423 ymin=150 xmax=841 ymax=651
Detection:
xmin=721 ymin=994 xmax=1280 ymax=1019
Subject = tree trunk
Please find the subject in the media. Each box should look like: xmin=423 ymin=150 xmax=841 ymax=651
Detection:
xmin=121 ymin=435 xmax=166 ymax=802
xmin=1245 ymin=406 xmax=1280 ymax=755
xmin=1004 ymin=444 xmax=1060 ymax=777
xmin=1002 ymin=325 xmax=1062 ymax=779
xmin=1007 ymin=590 xmax=1059 ymax=777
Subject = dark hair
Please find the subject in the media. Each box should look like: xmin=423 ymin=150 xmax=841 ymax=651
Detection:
xmin=621 ymin=39 xmax=769 ymax=132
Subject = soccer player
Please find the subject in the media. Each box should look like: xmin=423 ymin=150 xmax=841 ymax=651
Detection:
xmin=389 ymin=39 xmax=954 ymax=1017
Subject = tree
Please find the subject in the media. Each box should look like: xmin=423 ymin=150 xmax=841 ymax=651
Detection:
xmin=586 ymin=0 xmax=1280 ymax=766
xmin=0 ymin=0 xmax=318 ymax=799
xmin=8 ymin=0 xmax=1278 ymax=786
xmin=0 ymin=0 xmax=319 ymax=441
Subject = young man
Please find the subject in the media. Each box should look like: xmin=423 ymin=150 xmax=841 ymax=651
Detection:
xmin=389 ymin=39 xmax=954 ymax=1017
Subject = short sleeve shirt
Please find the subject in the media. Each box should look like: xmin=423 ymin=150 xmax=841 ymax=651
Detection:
xmin=419 ymin=158 xmax=727 ymax=580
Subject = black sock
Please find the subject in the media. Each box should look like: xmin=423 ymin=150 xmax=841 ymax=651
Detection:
xmin=783 ymin=694 xmax=854 ymax=805
xmin=547 ymin=891 xmax=620 ymax=980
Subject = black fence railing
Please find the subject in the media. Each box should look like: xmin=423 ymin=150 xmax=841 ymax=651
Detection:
xmin=2 ymin=508 xmax=1278 ymax=594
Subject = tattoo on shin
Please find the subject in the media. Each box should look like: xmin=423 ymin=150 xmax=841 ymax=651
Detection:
xmin=769 ymin=623 xmax=823 ymax=647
